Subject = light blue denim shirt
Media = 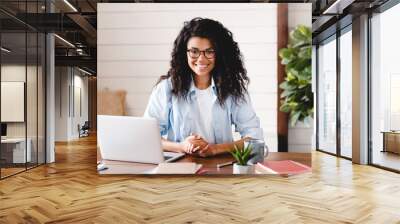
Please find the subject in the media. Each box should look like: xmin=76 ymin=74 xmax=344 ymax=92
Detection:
xmin=144 ymin=78 xmax=263 ymax=144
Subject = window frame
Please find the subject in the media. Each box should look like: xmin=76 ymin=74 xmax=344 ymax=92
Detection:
xmin=315 ymin=23 xmax=352 ymax=161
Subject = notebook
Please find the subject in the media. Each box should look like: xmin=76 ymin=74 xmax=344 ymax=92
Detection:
xmin=255 ymin=160 xmax=311 ymax=175
xmin=155 ymin=162 xmax=202 ymax=174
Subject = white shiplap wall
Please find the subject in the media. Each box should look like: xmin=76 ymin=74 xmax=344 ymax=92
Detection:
xmin=97 ymin=3 xmax=279 ymax=151
xmin=287 ymin=4 xmax=313 ymax=152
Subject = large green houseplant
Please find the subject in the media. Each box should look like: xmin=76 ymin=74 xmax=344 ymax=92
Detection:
xmin=279 ymin=25 xmax=313 ymax=127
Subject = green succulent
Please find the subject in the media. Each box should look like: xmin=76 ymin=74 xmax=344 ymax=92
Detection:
xmin=279 ymin=25 xmax=313 ymax=127
xmin=230 ymin=144 xmax=253 ymax=166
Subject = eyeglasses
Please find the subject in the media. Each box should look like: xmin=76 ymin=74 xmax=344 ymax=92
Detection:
xmin=187 ymin=48 xmax=216 ymax=59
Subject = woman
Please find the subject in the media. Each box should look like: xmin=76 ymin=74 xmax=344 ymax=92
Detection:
xmin=144 ymin=17 xmax=263 ymax=157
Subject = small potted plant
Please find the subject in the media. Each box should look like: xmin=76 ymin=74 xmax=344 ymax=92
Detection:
xmin=230 ymin=144 xmax=253 ymax=174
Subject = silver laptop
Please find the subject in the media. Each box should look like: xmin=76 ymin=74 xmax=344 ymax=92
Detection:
xmin=97 ymin=115 xmax=184 ymax=164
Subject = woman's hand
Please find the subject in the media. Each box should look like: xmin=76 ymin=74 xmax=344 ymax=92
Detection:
xmin=196 ymin=144 xmax=219 ymax=157
xmin=188 ymin=136 xmax=209 ymax=154
xmin=180 ymin=134 xmax=208 ymax=154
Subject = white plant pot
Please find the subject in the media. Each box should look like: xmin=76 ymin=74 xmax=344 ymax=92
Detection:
xmin=233 ymin=163 xmax=252 ymax=174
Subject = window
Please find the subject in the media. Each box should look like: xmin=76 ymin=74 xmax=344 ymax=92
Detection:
xmin=317 ymin=36 xmax=337 ymax=154
xmin=0 ymin=1 xmax=47 ymax=179
xmin=370 ymin=2 xmax=400 ymax=171
xmin=339 ymin=28 xmax=352 ymax=158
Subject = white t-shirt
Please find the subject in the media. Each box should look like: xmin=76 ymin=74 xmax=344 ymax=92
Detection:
xmin=193 ymin=86 xmax=215 ymax=143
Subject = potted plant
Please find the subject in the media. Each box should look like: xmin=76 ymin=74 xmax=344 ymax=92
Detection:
xmin=279 ymin=25 xmax=313 ymax=127
xmin=230 ymin=144 xmax=253 ymax=174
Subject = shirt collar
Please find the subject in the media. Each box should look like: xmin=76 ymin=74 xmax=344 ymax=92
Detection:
xmin=189 ymin=76 xmax=217 ymax=96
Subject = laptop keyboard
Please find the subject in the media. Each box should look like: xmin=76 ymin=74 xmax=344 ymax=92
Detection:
xmin=164 ymin=155 xmax=173 ymax=160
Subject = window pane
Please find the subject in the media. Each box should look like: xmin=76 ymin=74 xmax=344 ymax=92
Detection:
xmin=371 ymin=3 xmax=400 ymax=171
xmin=38 ymin=33 xmax=46 ymax=165
xmin=1 ymin=31 xmax=27 ymax=177
xmin=318 ymin=37 xmax=337 ymax=154
xmin=27 ymin=31 xmax=38 ymax=169
xmin=340 ymin=29 xmax=352 ymax=158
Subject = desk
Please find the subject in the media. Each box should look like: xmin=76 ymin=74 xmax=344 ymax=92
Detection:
xmin=98 ymin=152 xmax=311 ymax=175
xmin=1 ymin=138 xmax=31 ymax=164
xmin=381 ymin=131 xmax=400 ymax=154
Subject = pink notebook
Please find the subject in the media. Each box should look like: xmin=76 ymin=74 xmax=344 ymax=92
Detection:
xmin=255 ymin=160 xmax=311 ymax=175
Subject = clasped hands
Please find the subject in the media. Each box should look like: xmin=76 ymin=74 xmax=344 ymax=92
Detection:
xmin=180 ymin=134 xmax=217 ymax=157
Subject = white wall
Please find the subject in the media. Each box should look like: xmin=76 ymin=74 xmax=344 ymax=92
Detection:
xmin=55 ymin=67 xmax=89 ymax=141
xmin=288 ymin=4 xmax=312 ymax=31
xmin=287 ymin=4 xmax=313 ymax=152
xmin=55 ymin=67 xmax=69 ymax=141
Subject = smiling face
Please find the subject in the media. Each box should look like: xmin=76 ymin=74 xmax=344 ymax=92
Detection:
xmin=186 ymin=37 xmax=216 ymax=79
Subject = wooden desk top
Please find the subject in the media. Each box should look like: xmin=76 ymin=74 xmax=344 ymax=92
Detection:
xmin=1 ymin=138 xmax=29 ymax=143
xmin=381 ymin=131 xmax=400 ymax=134
xmin=99 ymin=152 xmax=311 ymax=175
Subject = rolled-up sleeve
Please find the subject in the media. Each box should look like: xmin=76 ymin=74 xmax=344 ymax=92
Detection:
xmin=231 ymin=94 xmax=264 ymax=140
xmin=143 ymin=79 xmax=171 ymax=136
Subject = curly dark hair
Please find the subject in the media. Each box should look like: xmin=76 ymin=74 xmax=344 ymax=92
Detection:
xmin=159 ymin=17 xmax=249 ymax=105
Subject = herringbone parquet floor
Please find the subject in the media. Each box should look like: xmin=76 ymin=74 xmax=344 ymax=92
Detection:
xmin=1 ymin=135 xmax=400 ymax=223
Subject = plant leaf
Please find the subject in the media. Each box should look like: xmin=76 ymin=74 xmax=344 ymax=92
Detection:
xmin=279 ymin=25 xmax=313 ymax=122
xmin=290 ymin=111 xmax=301 ymax=127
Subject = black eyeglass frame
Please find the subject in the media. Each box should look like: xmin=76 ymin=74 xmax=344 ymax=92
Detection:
xmin=186 ymin=48 xmax=216 ymax=59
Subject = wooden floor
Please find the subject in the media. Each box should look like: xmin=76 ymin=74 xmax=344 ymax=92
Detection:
xmin=1 ymin=135 xmax=400 ymax=223
xmin=372 ymin=150 xmax=400 ymax=171
xmin=1 ymin=167 xmax=26 ymax=178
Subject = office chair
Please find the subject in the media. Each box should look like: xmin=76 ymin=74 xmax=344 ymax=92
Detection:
xmin=79 ymin=121 xmax=90 ymax=138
